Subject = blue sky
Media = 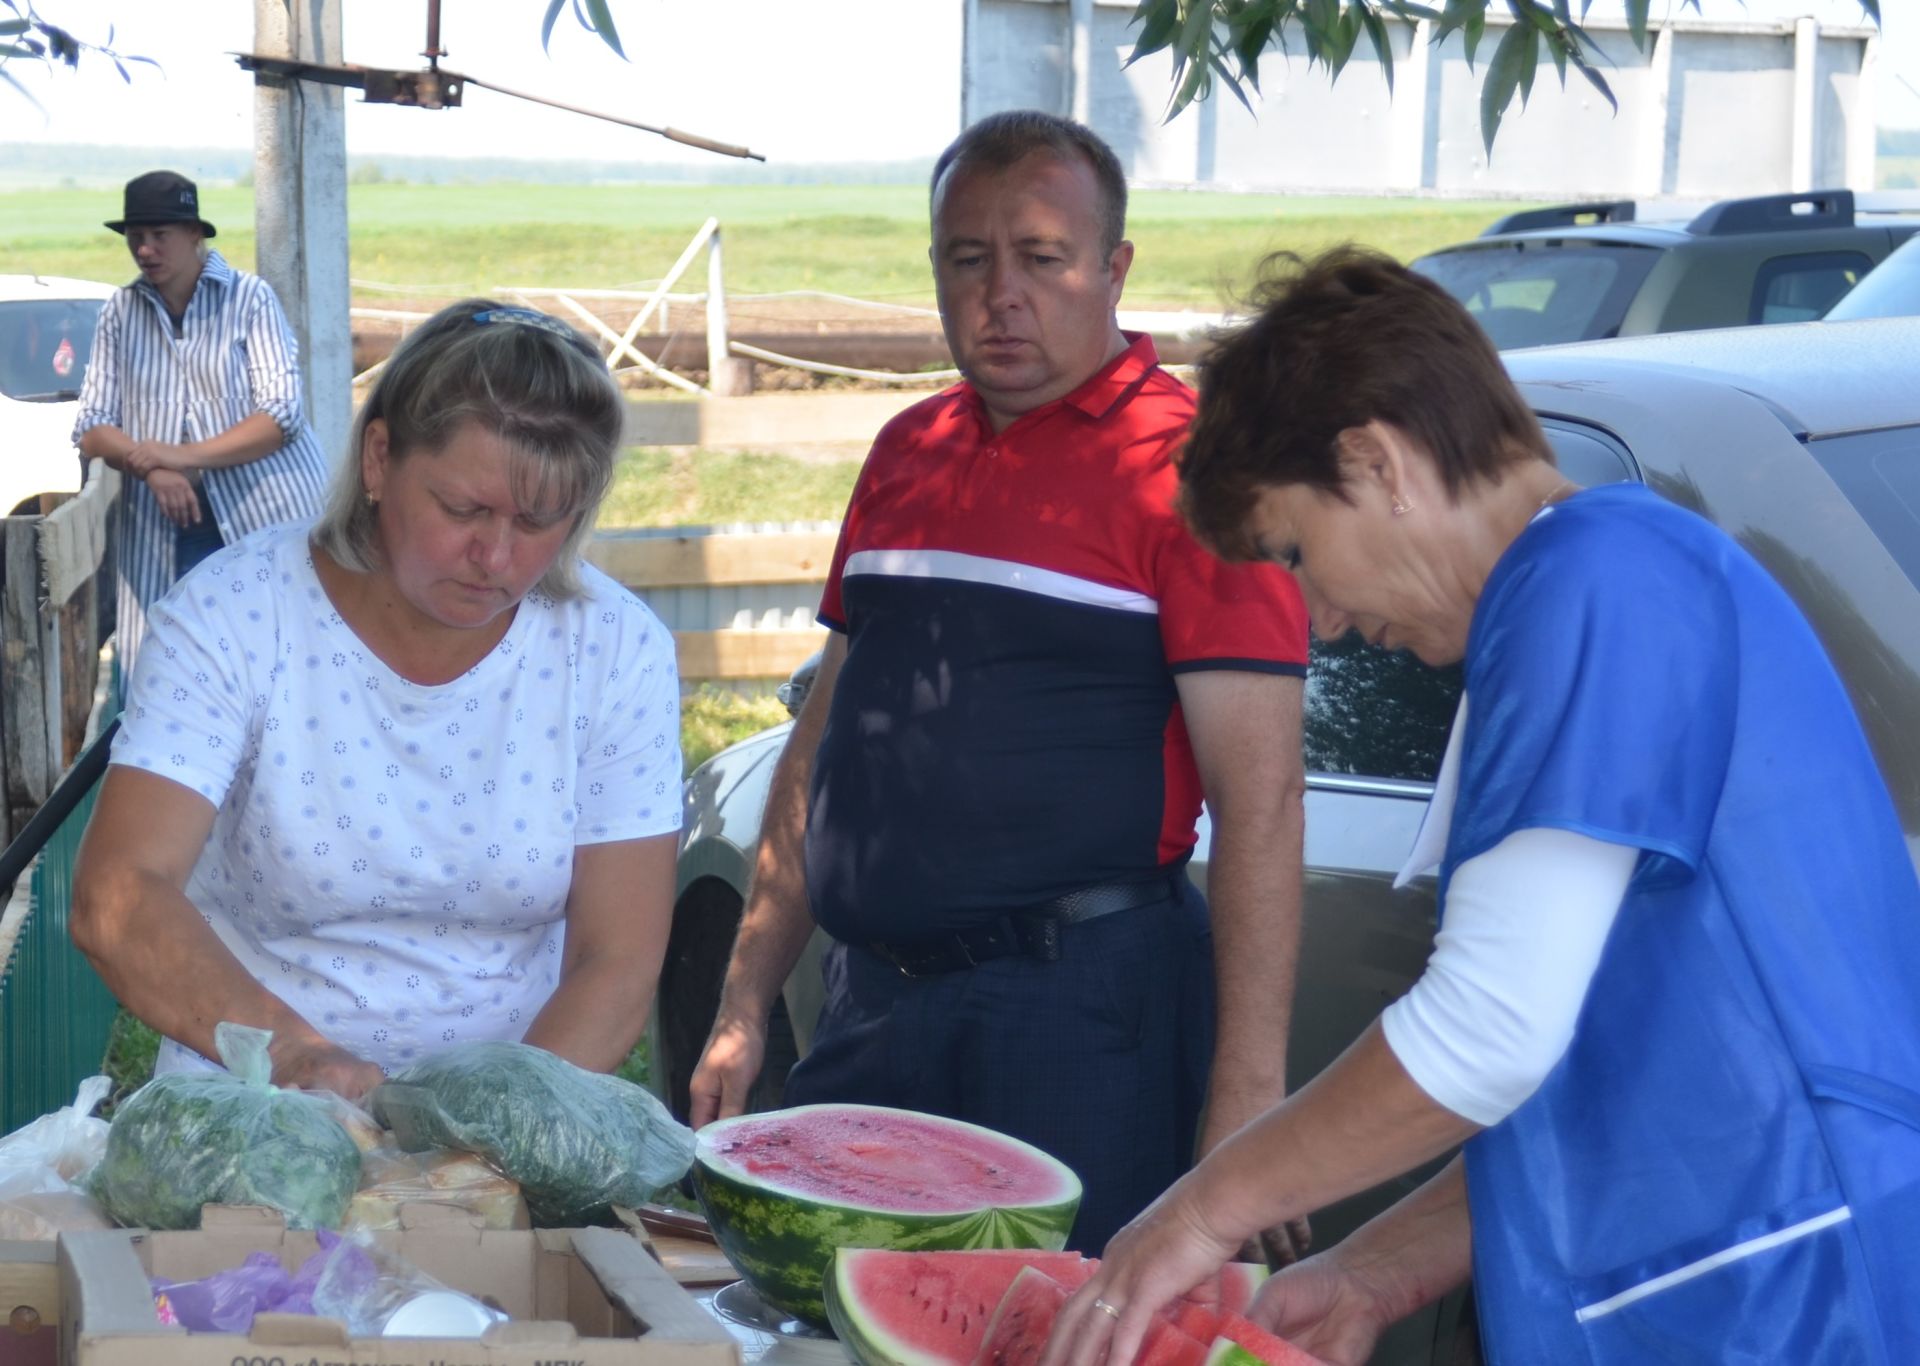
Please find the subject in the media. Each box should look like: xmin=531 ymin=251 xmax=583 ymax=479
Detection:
xmin=4 ymin=0 xmax=1914 ymax=168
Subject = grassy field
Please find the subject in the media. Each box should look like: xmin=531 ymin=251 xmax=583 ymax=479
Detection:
xmin=601 ymin=447 xmax=858 ymax=527
xmin=0 ymin=182 xmax=1531 ymax=310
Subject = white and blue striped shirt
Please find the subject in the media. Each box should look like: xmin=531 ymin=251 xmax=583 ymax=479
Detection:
xmin=73 ymin=249 xmax=332 ymax=668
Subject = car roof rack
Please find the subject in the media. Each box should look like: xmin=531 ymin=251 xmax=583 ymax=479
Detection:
xmin=1481 ymin=200 xmax=1637 ymax=236
xmin=1687 ymin=189 xmax=1854 ymax=236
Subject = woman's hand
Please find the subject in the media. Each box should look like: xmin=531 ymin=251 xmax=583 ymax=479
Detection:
xmin=146 ymin=469 xmax=200 ymax=527
xmin=1243 ymin=1254 xmax=1399 ymax=1366
xmin=124 ymin=439 xmax=188 ymax=478
xmin=1039 ymin=1174 xmax=1244 ymax=1366
xmin=268 ymin=1035 xmax=386 ymax=1101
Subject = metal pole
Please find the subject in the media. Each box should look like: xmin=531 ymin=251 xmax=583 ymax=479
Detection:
xmin=706 ymin=226 xmax=753 ymax=396
xmin=423 ymin=0 xmax=445 ymax=61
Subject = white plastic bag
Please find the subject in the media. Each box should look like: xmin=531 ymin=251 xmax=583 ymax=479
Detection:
xmin=0 ymin=1075 xmax=115 ymax=1238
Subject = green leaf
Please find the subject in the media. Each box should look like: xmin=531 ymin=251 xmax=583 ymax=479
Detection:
xmin=0 ymin=17 xmax=28 ymax=35
xmin=1360 ymin=6 xmax=1396 ymax=94
xmin=1177 ymin=0 xmax=1219 ymax=69
xmin=540 ymin=0 xmax=566 ymax=53
xmin=1858 ymin=0 xmax=1880 ymax=21
xmin=1128 ymin=0 xmax=1182 ymax=63
xmin=1480 ymin=19 xmax=1530 ymax=153
xmin=0 ymin=40 xmax=38 ymax=57
xmin=1164 ymin=41 xmax=1213 ymax=120
xmin=1516 ymin=22 xmax=1539 ymax=105
xmin=1623 ymin=0 xmax=1649 ymax=49
xmin=1210 ymin=50 xmax=1258 ymax=113
xmin=0 ymin=60 xmax=46 ymax=114
xmin=1571 ymin=49 xmax=1617 ymax=113
xmin=1463 ymin=11 xmax=1486 ymax=67
xmin=579 ymin=0 xmax=626 ymax=59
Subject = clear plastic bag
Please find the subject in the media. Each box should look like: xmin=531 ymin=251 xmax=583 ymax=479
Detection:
xmin=87 ymin=1023 xmax=363 ymax=1230
xmin=0 ymin=1075 xmax=114 ymax=1238
xmin=369 ymin=1041 xmax=695 ymax=1226
xmin=310 ymin=1226 xmax=505 ymax=1337
xmin=345 ymin=1145 xmax=525 ymax=1231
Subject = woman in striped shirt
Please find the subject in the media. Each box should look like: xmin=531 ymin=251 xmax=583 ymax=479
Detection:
xmin=73 ymin=170 xmax=330 ymax=671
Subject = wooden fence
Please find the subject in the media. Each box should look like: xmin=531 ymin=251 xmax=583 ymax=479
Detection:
xmin=0 ymin=465 xmax=117 ymax=844
xmin=586 ymin=522 xmax=833 ymax=685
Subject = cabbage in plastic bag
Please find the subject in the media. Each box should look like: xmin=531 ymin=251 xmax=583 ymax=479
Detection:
xmin=87 ymin=1023 xmax=362 ymax=1230
xmin=369 ymin=1041 xmax=695 ymax=1225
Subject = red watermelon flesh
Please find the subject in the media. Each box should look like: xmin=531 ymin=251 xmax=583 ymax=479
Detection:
xmin=1135 ymin=1318 xmax=1210 ymax=1366
xmin=1215 ymin=1312 xmax=1332 ymax=1365
xmin=1165 ymin=1298 xmax=1224 ymax=1343
xmin=974 ymin=1267 xmax=1071 ymax=1366
xmin=827 ymin=1248 xmax=1096 ymax=1365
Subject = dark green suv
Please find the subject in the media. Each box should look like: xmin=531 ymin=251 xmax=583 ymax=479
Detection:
xmin=1413 ymin=189 xmax=1920 ymax=349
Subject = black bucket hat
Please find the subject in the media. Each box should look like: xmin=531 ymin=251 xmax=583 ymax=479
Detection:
xmin=105 ymin=170 xmax=217 ymax=238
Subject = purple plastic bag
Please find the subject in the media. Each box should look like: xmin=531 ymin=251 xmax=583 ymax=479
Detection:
xmin=150 ymin=1229 xmax=357 ymax=1332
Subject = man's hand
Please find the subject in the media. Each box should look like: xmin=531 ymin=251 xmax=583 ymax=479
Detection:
xmin=688 ymin=1011 xmax=769 ymax=1128
xmin=268 ymin=1035 xmax=385 ymax=1101
xmin=1245 ymin=1253 xmax=1399 ymax=1366
xmin=146 ymin=469 xmax=200 ymax=527
xmin=124 ymin=440 xmax=188 ymax=479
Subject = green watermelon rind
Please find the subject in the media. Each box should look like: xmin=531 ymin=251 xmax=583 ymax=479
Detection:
xmin=1204 ymin=1340 xmax=1268 ymax=1366
xmin=693 ymin=1104 xmax=1083 ymax=1330
xmin=823 ymin=1248 xmax=1094 ymax=1366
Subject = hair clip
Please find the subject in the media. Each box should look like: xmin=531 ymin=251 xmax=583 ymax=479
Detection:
xmin=470 ymin=307 xmax=600 ymax=358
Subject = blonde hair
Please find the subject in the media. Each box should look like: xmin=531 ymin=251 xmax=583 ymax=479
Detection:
xmin=312 ymin=299 xmax=622 ymax=598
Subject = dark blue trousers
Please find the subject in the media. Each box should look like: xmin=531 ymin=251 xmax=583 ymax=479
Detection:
xmin=784 ymin=881 xmax=1215 ymax=1253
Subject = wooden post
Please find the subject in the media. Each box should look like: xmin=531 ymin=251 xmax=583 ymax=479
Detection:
xmin=1 ymin=518 xmax=55 ymax=841
xmin=706 ymin=226 xmax=755 ymax=397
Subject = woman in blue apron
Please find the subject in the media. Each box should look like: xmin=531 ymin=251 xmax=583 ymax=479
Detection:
xmin=1041 ymin=249 xmax=1920 ymax=1365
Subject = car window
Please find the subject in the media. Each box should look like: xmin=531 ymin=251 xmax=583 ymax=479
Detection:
xmin=1303 ymin=419 xmax=1640 ymax=781
xmin=1805 ymin=426 xmax=1920 ymax=592
xmin=1411 ymin=245 xmax=1661 ymax=350
xmin=1825 ymin=240 xmax=1920 ymax=321
xmin=1750 ymin=252 xmax=1872 ymax=325
xmin=0 ymin=299 xmax=104 ymax=402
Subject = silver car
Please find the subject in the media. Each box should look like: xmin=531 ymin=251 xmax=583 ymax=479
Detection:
xmin=659 ymin=315 xmax=1920 ymax=1364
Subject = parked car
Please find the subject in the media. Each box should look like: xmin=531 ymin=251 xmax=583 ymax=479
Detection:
xmin=0 ymin=274 xmax=114 ymax=515
xmin=1825 ymin=231 xmax=1920 ymax=321
xmin=659 ymin=316 xmax=1920 ymax=1363
xmin=1411 ymin=188 xmax=1919 ymax=350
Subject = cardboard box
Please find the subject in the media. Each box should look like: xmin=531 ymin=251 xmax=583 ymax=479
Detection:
xmin=1 ymin=1241 xmax=59 ymax=1366
xmin=59 ymin=1208 xmax=738 ymax=1366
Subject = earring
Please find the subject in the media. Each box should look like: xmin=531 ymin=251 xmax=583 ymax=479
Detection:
xmin=1391 ymin=495 xmax=1414 ymax=517
xmin=365 ymin=492 xmax=378 ymax=508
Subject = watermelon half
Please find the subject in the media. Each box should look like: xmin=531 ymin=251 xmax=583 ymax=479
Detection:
xmin=826 ymin=1248 xmax=1097 ymax=1365
xmin=693 ymin=1104 xmax=1084 ymax=1329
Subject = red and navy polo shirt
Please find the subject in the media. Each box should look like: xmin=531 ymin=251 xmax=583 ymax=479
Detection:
xmin=806 ymin=334 xmax=1308 ymax=943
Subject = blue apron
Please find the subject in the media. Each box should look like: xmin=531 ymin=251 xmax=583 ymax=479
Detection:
xmin=1440 ymin=486 xmax=1920 ymax=1362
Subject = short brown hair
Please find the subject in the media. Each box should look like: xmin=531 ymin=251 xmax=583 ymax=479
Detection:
xmin=312 ymin=299 xmax=622 ymax=599
xmin=930 ymin=110 xmax=1128 ymax=256
xmin=1179 ymin=247 xmax=1550 ymax=560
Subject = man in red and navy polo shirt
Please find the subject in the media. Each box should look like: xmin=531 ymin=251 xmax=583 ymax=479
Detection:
xmin=691 ymin=111 xmax=1310 ymax=1255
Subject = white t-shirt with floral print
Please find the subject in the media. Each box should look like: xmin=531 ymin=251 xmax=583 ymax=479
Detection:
xmin=111 ymin=521 xmax=682 ymax=1077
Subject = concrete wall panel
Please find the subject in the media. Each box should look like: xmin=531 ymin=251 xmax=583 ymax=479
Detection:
xmin=1669 ymin=32 xmax=1795 ymax=197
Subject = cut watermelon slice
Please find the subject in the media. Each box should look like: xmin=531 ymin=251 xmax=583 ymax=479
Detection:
xmin=1207 ymin=1312 xmax=1331 ymax=1365
xmin=694 ymin=1104 xmax=1082 ymax=1328
xmin=826 ymin=1247 xmax=1097 ymax=1366
xmin=1135 ymin=1318 xmax=1209 ymax=1366
xmin=974 ymin=1266 xmax=1070 ymax=1366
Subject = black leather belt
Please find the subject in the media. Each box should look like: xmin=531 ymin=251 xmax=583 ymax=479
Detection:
xmin=868 ymin=875 xmax=1180 ymax=977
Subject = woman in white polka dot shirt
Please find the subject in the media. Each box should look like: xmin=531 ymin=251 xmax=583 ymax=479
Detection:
xmin=72 ymin=300 xmax=683 ymax=1100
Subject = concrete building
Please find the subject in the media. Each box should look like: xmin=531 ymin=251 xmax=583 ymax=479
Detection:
xmin=961 ymin=0 xmax=1879 ymax=199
